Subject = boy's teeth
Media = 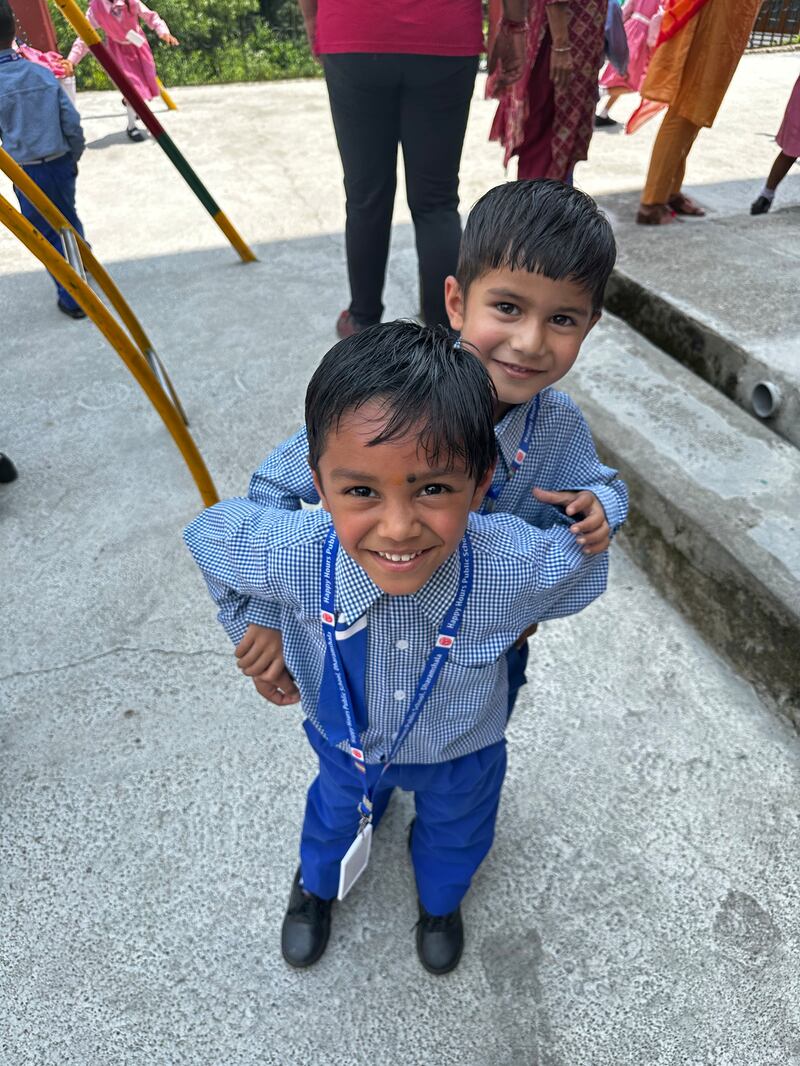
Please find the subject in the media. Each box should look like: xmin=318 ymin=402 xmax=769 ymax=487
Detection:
xmin=377 ymin=550 xmax=421 ymax=562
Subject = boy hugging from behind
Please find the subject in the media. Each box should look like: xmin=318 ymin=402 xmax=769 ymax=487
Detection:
xmin=185 ymin=318 xmax=617 ymax=976
xmin=237 ymin=180 xmax=627 ymax=717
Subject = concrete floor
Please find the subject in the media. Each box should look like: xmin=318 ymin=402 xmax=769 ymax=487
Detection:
xmin=1 ymin=52 xmax=799 ymax=1066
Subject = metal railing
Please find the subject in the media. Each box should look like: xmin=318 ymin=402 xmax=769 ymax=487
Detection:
xmin=749 ymin=0 xmax=800 ymax=47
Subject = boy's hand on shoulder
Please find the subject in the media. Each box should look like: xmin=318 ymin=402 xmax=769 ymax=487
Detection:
xmin=236 ymin=624 xmax=300 ymax=706
xmin=532 ymin=488 xmax=610 ymax=555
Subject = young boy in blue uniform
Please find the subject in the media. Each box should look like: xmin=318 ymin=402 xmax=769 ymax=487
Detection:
xmin=185 ymin=323 xmax=608 ymax=975
xmin=0 ymin=0 xmax=87 ymax=319
xmin=233 ymin=181 xmax=626 ymax=717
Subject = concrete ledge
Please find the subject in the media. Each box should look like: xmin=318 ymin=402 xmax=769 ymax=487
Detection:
xmin=605 ymin=266 xmax=800 ymax=451
xmin=564 ymin=315 xmax=800 ymax=725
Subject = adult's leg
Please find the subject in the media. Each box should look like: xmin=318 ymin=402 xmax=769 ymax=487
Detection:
xmin=16 ymin=157 xmax=85 ymax=311
xmin=323 ymin=54 xmax=402 ymax=326
xmin=515 ymin=38 xmax=555 ymax=179
xmin=410 ymin=741 xmax=507 ymax=915
xmin=399 ymin=54 xmax=478 ymax=327
xmin=641 ymin=107 xmax=700 ymax=206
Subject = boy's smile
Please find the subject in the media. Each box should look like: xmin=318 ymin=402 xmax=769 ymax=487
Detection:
xmin=312 ymin=403 xmax=492 ymax=596
xmin=445 ymin=267 xmax=600 ymax=417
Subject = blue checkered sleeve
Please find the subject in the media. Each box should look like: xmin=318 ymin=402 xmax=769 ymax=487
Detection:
xmin=542 ymin=392 xmax=628 ymax=532
xmin=243 ymin=427 xmax=320 ymax=631
xmin=184 ymin=498 xmax=327 ymax=644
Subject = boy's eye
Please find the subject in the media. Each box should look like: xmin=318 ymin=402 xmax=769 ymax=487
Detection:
xmin=551 ymin=314 xmax=576 ymax=327
xmin=419 ymin=483 xmax=451 ymax=497
xmin=345 ymin=486 xmax=376 ymax=498
xmin=495 ymin=302 xmax=519 ymax=316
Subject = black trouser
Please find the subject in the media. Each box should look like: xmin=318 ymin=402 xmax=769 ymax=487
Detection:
xmin=322 ymin=53 xmax=479 ymax=328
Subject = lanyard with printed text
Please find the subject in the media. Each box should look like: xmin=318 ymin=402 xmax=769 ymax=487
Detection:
xmin=483 ymin=393 xmax=541 ymax=511
xmin=0 ymin=52 xmax=22 ymax=63
xmin=320 ymin=525 xmax=474 ymax=825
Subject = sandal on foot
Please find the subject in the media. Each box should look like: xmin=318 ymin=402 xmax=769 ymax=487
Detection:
xmin=635 ymin=204 xmax=677 ymax=225
xmin=126 ymin=127 xmax=145 ymax=142
xmin=667 ymin=193 xmax=706 ymax=217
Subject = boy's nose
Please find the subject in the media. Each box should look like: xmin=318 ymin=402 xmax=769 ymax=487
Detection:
xmin=511 ymin=320 xmax=546 ymax=359
xmin=377 ymin=501 xmax=422 ymax=542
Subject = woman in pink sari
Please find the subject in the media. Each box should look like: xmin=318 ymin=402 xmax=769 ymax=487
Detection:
xmin=487 ymin=0 xmax=607 ymax=182
xmin=64 ymin=0 xmax=178 ymax=141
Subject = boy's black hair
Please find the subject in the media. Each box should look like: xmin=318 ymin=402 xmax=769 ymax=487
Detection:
xmin=0 ymin=0 xmax=16 ymax=46
xmin=306 ymin=321 xmax=497 ymax=483
xmin=457 ymin=179 xmax=617 ymax=312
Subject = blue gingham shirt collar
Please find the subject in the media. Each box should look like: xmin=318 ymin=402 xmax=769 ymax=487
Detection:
xmin=493 ymin=400 xmax=534 ymax=472
xmin=336 ymin=539 xmax=460 ymax=631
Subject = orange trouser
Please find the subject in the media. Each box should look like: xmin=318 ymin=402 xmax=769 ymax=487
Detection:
xmin=642 ymin=107 xmax=701 ymax=205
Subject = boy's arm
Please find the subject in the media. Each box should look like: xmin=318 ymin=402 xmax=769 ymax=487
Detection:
xmin=245 ymin=426 xmax=320 ymax=629
xmin=475 ymin=512 xmax=608 ymax=628
xmin=248 ymin=426 xmax=320 ymax=511
xmin=538 ymin=397 xmax=628 ymax=533
xmin=58 ymin=85 xmax=84 ymax=162
xmin=183 ymin=497 xmax=320 ymax=645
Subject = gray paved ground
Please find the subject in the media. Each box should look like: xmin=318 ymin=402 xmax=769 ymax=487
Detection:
xmin=2 ymin=52 xmax=799 ymax=1066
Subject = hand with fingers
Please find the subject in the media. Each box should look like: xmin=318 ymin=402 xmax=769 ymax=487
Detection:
xmin=532 ymin=488 xmax=611 ymax=555
xmin=235 ymin=624 xmax=300 ymax=706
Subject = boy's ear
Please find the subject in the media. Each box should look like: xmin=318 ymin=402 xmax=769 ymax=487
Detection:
xmin=470 ymin=461 xmax=497 ymax=512
xmin=444 ymin=275 xmax=465 ymax=332
xmin=585 ymin=310 xmax=602 ymax=338
xmin=309 ymin=460 xmax=328 ymax=509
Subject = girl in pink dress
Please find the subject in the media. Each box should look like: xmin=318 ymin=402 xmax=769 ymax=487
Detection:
xmin=596 ymin=0 xmax=661 ymax=127
xmin=751 ymin=72 xmax=800 ymax=214
xmin=64 ymin=0 xmax=178 ymax=141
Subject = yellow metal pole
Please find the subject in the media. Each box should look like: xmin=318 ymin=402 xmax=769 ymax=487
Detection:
xmin=0 ymin=147 xmax=188 ymax=421
xmin=157 ymin=77 xmax=178 ymax=111
xmin=0 ymin=193 xmax=218 ymax=507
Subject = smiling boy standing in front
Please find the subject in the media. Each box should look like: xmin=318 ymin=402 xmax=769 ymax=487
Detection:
xmin=185 ymin=323 xmax=606 ymax=975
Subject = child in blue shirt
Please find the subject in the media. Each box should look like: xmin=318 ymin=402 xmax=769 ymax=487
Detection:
xmin=0 ymin=0 xmax=87 ymax=319
xmin=185 ymin=323 xmax=607 ymax=975
xmin=233 ymin=180 xmax=627 ymax=713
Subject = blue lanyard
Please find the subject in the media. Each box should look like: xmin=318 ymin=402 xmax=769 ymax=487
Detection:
xmin=0 ymin=52 xmax=22 ymax=64
xmin=483 ymin=394 xmax=540 ymax=509
xmin=320 ymin=526 xmax=474 ymax=823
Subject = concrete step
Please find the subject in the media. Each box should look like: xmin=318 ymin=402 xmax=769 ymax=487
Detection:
xmin=595 ymin=194 xmax=800 ymax=449
xmin=563 ymin=312 xmax=800 ymax=725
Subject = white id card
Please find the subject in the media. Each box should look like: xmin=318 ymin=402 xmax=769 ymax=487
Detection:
xmin=337 ymin=822 xmax=372 ymax=901
xmin=125 ymin=29 xmax=146 ymax=46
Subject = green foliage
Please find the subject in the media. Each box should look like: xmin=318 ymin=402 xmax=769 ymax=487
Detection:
xmin=46 ymin=0 xmax=320 ymax=89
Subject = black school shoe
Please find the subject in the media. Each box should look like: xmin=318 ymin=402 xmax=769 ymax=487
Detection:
xmin=57 ymin=299 xmax=86 ymax=319
xmin=416 ymin=902 xmax=464 ymax=975
xmin=126 ymin=126 xmax=146 ymax=142
xmin=281 ymin=867 xmax=333 ymax=968
xmin=408 ymin=819 xmax=464 ymax=974
xmin=750 ymin=195 xmax=772 ymax=215
xmin=0 ymin=454 xmax=18 ymax=483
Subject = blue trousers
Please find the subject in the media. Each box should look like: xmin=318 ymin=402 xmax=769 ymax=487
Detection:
xmin=300 ymin=720 xmax=507 ymax=915
xmin=14 ymin=154 xmax=85 ymax=313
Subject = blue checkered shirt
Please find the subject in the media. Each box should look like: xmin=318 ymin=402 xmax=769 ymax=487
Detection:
xmin=244 ymin=387 xmax=627 ymax=631
xmin=184 ymin=501 xmax=607 ymax=764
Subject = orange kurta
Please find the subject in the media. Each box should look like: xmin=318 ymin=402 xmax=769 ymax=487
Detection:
xmin=641 ymin=0 xmax=762 ymax=128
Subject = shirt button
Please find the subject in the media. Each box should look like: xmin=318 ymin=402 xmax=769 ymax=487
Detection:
xmin=394 ymin=690 xmax=406 ymax=702
xmin=395 ymin=639 xmax=409 ymax=651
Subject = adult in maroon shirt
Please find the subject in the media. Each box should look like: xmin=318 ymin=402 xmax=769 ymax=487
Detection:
xmin=298 ymin=0 xmax=528 ymax=336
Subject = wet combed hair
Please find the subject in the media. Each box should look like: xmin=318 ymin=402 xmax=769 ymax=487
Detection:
xmin=0 ymin=0 xmax=16 ymax=46
xmin=457 ymin=179 xmax=617 ymax=312
xmin=306 ymin=321 xmax=497 ymax=483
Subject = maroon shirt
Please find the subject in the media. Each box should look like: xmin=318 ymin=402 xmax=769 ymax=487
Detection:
xmin=315 ymin=0 xmax=484 ymax=56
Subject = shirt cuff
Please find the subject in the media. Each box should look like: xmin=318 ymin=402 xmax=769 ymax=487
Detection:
xmin=244 ymin=600 xmax=282 ymax=631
